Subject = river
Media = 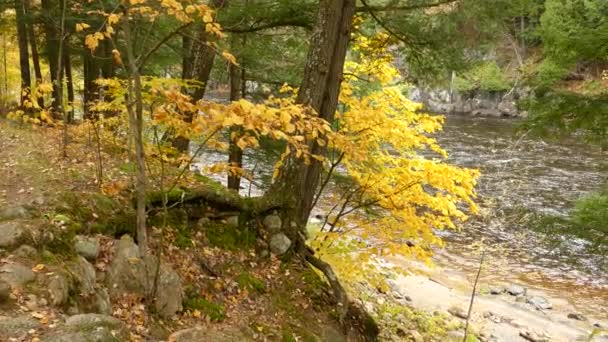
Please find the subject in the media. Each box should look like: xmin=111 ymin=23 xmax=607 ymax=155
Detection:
xmin=194 ymin=114 xmax=608 ymax=326
xmin=434 ymin=115 xmax=607 ymax=320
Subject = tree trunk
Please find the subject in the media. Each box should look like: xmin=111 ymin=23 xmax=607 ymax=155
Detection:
xmin=15 ymin=0 xmax=32 ymax=109
xmin=227 ymin=55 xmax=243 ymax=191
xmin=24 ymin=0 xmax=44 ymax=108
xmin=64 ymin=47 xmax=74 ymax=122
xmin=41 ymin=0 xmax=60 ymax=113
xmin=2 ymin=35 xmax=7 ymax=95
xmin=83 ymin=44 xmax=97 ymax=119
xmin=172 ymin=26 xmax=216 ymax=152
xmin=266 ymin=0 xmax=356 ymax=321
xmin=122 ymin=8 xmax=148 ymax=257
xmin=1 ymin=35 xmax=7 ymax=106
xmin=272 ymin=0 xmax=355 ymax=232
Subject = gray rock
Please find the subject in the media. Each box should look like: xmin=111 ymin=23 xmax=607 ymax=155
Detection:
xmin=144 ymin=255 xmax=183 ymax=317
xmin=0 ymin=206 xmax=28 ymax=220
xmin=567 ymin=312 xmax=586 ymax=321
xmin=408 ymin=330 xmax=424 ymax=342
xmin=0 ymin=262 xmax=35 ymax=288
xmin=0 ymin=280 xmax=10 ymax=302
xmin=507 ymin=284 xmax=526 ymax=296
xmin=107 ymin=235 xmax=146 ymax=295
xmin=90 ymin=288 xmax=111 ymax=315
xmin=197 ymin=217 xmax=210 ymax=227
xmin=74 ymin=235 xmax=100 ymax=261
xmin=483 ymin=311 xmax=502 ymax=323
xmin=46 ymin=313 xmax=129 ymax=342
xmin=168 ymin=326 xmax=248 ymax=342
xmin=527 ymin=296 xmax=552 ymax=310
xmin=446 ymin=330 xmax=466 ymax=340
xmin=0 ymin=316 xmax=41 ymax=338
xmin=48 ymin=273 xmax=70 ymax=306
xmin=489 ymin=286 xmax=504 ymax=295
xmin=0 ymin=222 xmax=25 ymax=248
xmin=263 ymin=214 xmax=282 ymax=233
xmin=14 ymin=244 xmax=37 ymax=258
xmin=448 ymin=306 xmax=468 ymax=319
xmin=225 ymin=215 xmax=240 ymax=228
xmin=107 ymin=235 xmax=182 ymax=317
xmin=519 ymin=329 xmax=550 ymax=342
xmin=68 ymin=256 xmax=97 ymax=294
xmin=269 ymin=233 xmax=291 ymax=255
xmin=65 ymin=313 xmax=123 ymax=328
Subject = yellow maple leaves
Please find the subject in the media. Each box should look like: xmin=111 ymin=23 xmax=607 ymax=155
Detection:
xmin=308 ymin=30 xmax=479 ymax=278
xmin=75 ymin=23 xmax=90 ymax=32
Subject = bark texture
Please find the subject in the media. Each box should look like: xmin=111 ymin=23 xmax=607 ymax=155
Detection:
xmin=268 ymin=0 xmax=356 ymax=322
xmin=272 ymin=0 xmax=356 ymax=233
xmin=15 ymin=0 xmax=31 ymax=109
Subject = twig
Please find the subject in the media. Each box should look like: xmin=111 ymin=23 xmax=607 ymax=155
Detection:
xmin=463 ymin=247 xmax=486 ymax=342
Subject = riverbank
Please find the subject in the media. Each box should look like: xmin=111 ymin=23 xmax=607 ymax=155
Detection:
xmin=384 ymin=255 xmax=607 ymax=341
xmin=0 ymin=120 xmax=376 ymax=341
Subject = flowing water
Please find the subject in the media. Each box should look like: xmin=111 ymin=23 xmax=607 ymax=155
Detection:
xmin=432 ymin=115 xmax=608 ymax=320
xmin=194 ymin=114 xmax=608 ymax=320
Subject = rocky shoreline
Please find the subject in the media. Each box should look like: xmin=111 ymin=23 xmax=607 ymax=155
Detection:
xmin=409 ymin=88 xmax=527 ymax=118
xmin=359 ymin=255 xmax=608 ymax=341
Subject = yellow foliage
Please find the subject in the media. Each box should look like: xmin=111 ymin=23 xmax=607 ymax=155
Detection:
xmin=75 ymin=23 xmax=90 ymax=32
xmin=310 ymin=31 xmax=479 ymax=273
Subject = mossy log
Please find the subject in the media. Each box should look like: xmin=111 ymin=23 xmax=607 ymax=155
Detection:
xmin=145 ymin=185 xmax=281 ymax=216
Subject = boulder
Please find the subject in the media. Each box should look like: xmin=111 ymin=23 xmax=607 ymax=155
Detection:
xmin=0 ymin=316 xmax=41 ymax=338
xmin=68 ymin=256 xmax=97 ymax=294
xmin=144 ymin=256 xmax=183 ymax=317
xmin=489 ymin=286 xmax=504 ymax=295
xmin=74 ymin=235 xmax=100 ymax=261
xmin=0 ymin=262 xmax=35 ymax=288
xmin=263 ymin=214 xmax=282 ymax=234
xmin=269 ymin=233 xmax=291 ymax=255
xmin=168 ymin=326 xmax=249 ymax=342
xmin=106 ymin=235 xmax=146 ymax=295
xmin=448 ymin=306 xmax=468 ymax=319
xmin=567 ymin=312 xmax=586 ymax=321
xmin=14 ymin=244 xmax=37 ymax=258
xmin=527 ymin=296 xmax=552 ymax=310
xmin=0 ymin=206 xmax=28 ymax=220
xmin=225 ymin=215 xmax=240 ymax=228
xmin=0 ymin=221 xmax=25 ymax=248
xmin=519 ymin=329 xmax=550 ymax=342
xmin=106 ymin=235 xmax=183 ymax=317
xmin=408 ymin=330 xmax=424 ymax=342
xmin=48 ymin=273 xmax=70 ymax=306
xmin=44 ymin=314 xmax=128 ymax=342
xmin=0 ymin=280 xmax=10 ymax=302
xmin=507 ymin=284 xmax=525 ymax=296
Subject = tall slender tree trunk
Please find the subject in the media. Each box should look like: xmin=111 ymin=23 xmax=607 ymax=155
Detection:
xmin=24 ymin=0 xmax=44 ymax=108
xmin=41 ymin=0 xmax=60 ymax=114
xmin=227 ymin=52 xmax=243 ymax=191
xmin=64 ymin=48 xmax=74 ymax=122
xmin=83 ymin=44 xmax=96 ymax=119
xmin=1 ymin=35 xmax=7 ymax=106
xmin=15 ymin=0 xmax=32 ymax=109
xmin=122 ymin=8 xmax=148 ymax=257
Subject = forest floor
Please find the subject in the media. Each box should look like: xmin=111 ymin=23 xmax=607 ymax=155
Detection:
xmin=0 ymin=120 xmax=359 ymax=341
